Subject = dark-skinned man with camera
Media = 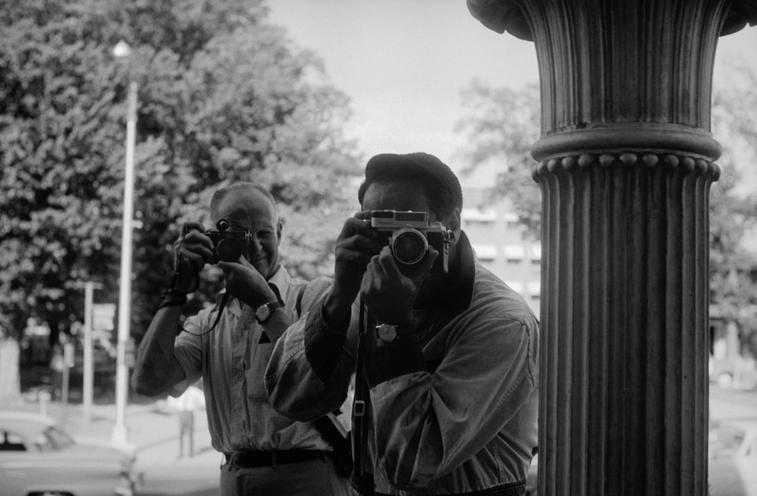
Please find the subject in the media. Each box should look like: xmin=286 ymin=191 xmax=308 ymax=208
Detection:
xmin=131 ymin=182 xmax=351 ymax=496
xmin=265 ymin=153 xmax=540 ymax=496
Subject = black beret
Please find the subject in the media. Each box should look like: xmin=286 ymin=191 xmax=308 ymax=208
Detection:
xmin=357 ymin=152 xmax=463 ymax=211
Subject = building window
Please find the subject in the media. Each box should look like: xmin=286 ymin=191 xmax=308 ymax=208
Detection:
xmin=503 ymin=212 xmax=520 ymax=230
xmin=472 ymin=244 xmax=497 ymax=262
xmin=530 ymin=243 xmax=541 ymax=265
xmin=504 ymin=244 xmax=525 ymax=264
xmin=527 ymin=281 xmax=541 ymax=301
xmin=462 ymin=208 xmax=497 ymax=227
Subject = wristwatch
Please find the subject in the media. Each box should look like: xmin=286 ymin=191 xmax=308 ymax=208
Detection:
xmin=255 ymin=301 xmax=282 ymax=324
xmin=375 ymin=323 xmax=399 ymax=343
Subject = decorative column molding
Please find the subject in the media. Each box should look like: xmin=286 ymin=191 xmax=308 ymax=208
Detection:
xmin=467 ymin=1 xmax=757 ymax=495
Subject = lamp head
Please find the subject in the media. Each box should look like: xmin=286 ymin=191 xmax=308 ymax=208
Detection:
xmin=112 ymin=40 xmax=132 ymax=59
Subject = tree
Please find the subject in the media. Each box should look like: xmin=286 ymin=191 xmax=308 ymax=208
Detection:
xmin=0 ymin=0 xmax=361 ymax=397
xmin=455 ymin=80 xmax=541 ymax=237
xmin=456 ymin=62 xmax=757 ymax=358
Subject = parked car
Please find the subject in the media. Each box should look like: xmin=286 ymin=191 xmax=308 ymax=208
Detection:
xmin=525 ymin=452 xmax=538 ymax=495
xmin=523 ymin=420 xmax=757 ymax=496
xmin=0 ymin=411 xmax=141 ymax=496
xmin=709 ymin=419 xmax=757 ymax=496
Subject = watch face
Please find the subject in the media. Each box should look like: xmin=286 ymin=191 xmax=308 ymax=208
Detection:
xmin=256 ymin=303 xmax=271 ymax=322
xmin=376 ymin=324 xmax=398 ymax=343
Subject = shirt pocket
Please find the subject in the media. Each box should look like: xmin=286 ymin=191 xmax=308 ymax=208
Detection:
xmin=246 ymin=340 xmax=275 ymax=402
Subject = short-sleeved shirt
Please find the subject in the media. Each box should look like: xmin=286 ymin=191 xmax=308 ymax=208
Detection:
xmin=172 ymin=266 xmax=335 ymax=454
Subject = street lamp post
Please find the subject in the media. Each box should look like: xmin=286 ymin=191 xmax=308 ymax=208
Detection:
xmin=112 ymin=40 xmax=136 ymax=447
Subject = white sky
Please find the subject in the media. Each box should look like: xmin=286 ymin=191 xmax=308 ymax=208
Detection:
xmin=269 ymin=1 xmax=757 ymax=188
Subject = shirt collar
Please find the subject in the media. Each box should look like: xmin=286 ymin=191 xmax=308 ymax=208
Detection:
xmin=266 ymin=264 xmax=291 ymax=304
xmin=435 ymin=230 xmax=475 ymax=314
xmin=416 ymin=231 xmax=475 ymax=316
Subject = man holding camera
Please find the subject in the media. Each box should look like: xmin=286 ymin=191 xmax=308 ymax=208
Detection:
xmin=131 ymin=182 xmax=351 ymax=496
xmin=265 ymin=153 xmax=540 ymax=495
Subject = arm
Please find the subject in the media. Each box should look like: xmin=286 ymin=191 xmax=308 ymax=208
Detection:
xmin=370 ymin=314 xmax=539 ymax=489
xmin=265 ymin=289 xmax=359 ymax=421
xmin=131 ymin=223 xmax=212 ymax=397
xmin=266 ymin=213 xmax=382 ymax=419
xmin=130 ymin=305 xmax=187 ymax=396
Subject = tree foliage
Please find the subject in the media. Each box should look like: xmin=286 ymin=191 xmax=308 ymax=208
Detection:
xmin=456 ymin=63 xmax=757 ymax=357
xmin=455 ymin=80 xmax=541 ymax=237
xmin=0 ymin=0 xmax=360 ymax=349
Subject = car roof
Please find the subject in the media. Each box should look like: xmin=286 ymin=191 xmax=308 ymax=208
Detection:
xmin=712 ymin=418 xmax=757 ymax=431
xmin=0 ymin=411 xmax=57 ymax=439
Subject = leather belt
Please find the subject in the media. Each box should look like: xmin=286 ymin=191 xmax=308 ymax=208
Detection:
xmin=361 ymin=479 xmax=527 ymax=496
xmin=224 ymin=449 xmax=329 ymax=468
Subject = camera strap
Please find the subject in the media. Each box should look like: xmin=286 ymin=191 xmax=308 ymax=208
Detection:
xmin=351 ymin=296 xmax=375 ymax=494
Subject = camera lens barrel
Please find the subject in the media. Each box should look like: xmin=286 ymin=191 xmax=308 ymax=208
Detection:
xmin=215 ymin=238 xmax=245 ymax=262
xmin=390 ymin=228 xmax=428 ymax=266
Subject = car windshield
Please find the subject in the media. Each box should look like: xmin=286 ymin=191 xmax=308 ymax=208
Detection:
xmin=709 ymin=424 xmax=745 ymax=458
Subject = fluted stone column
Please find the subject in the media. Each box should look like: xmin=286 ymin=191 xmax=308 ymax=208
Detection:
xmin=468 ymin=1 xmax=757 ymax=495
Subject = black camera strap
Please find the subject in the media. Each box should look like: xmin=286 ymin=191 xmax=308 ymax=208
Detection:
xmin=351 ymin=296 xmax=375 ymax=495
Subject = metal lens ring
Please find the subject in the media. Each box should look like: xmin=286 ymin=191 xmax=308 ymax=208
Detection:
xmin=390 ymin=228 xmax=428 ymax=266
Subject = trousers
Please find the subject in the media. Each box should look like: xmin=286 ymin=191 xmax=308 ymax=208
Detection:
xmin=219 ymin=455 xmax=351 ymax=496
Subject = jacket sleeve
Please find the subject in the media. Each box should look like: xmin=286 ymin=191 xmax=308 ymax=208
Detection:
xmin=370 ymin=311 xmax=539 ymax=489
xmin=265 ymin=284 xmax=360 ymax=422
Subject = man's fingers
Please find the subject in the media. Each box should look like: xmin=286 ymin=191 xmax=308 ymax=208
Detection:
xmin=341 ymin=217 xmax=380 ymax=241
xmin=336 ymin=248 xmax=374 ymax=266
xmin=183 ymin=229 xmax=213 ymax=249
xmin=337 ymin=232 xmax=383 ymax=260
xmin=178 ymin=249 xmax=205 ymax=273
xmin=419 ymin=247 xmax=439 ymax=273
xmin=376 ymin=246 xmax=400 ymax=279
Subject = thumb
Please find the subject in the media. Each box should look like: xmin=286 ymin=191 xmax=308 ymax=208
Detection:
xmin=415 ymin=247 xmax=439 ymax=278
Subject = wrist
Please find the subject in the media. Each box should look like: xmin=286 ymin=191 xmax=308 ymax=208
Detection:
xmin=159 ymin=288 xmax=187 ymax=309
xmin=323 ymin=291 xmax=351 ymax=330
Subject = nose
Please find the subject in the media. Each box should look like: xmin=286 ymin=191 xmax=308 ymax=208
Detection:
xmin=248 ymin=233 xmax=263 ymax=255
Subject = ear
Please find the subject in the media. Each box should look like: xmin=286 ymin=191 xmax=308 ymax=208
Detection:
xmin=276 ymin=217 xmax=284 ymax=241
xmin=447 ymin=207 xmax=461 ymax=244
xmin=448 ymin=207 xmax=461 ymax=235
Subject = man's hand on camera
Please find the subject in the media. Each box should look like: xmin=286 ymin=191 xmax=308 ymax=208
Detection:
xmin=360 ymin=245 xmax=438 ymax=326
xmin=325 ymin=212 xmax=383 ymax=327
xmin=172 ymin=224 xmax=214 ymax=294
xmin=217 ymin=257 xmax=277 ymax=309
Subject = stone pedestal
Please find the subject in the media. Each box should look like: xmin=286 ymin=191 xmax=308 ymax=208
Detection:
xmin=468 ymin=0 xmax=757 ymax=494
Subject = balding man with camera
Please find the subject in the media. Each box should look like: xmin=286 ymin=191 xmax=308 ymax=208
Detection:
xmin=131 ymin=182 xmax=350 ymax=496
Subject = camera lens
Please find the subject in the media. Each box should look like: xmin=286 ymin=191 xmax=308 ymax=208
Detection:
xmin=215 ymin=238 xmax=244 ymax=262
xmin=390 ymin=228 xmax=428 ymax=266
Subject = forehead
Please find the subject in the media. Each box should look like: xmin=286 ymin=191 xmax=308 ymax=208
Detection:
xmin=361 ymin=181 xmax=431 ymax=212
xmin=212 ymin=189 xmax=276 ymax=227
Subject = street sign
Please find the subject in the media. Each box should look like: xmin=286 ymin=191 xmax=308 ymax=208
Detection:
xmin=92 ymin=303 xmax=116 ymax=332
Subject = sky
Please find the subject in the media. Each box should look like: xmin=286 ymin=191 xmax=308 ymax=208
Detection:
xmin=268 ymin=0 xmax=757 ymax=189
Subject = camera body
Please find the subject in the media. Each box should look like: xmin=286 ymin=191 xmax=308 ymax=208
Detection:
xmin=206 ymin=219 xmax=249 ymax=263
xmin=369 ymin=210 xmax=452 ymax=273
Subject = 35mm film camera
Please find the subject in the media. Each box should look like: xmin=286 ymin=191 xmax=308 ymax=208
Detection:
xmin=369 ymin=210 xmax=452 ymax=273
xmin=206 ymin=219 xmax=249 ymax=263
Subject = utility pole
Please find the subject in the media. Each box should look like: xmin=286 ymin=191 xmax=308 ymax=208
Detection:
xmin=112 ymin=40 xmax=137 ymax=447
xmin=82 ymin=281 xmax=94 ymax=423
